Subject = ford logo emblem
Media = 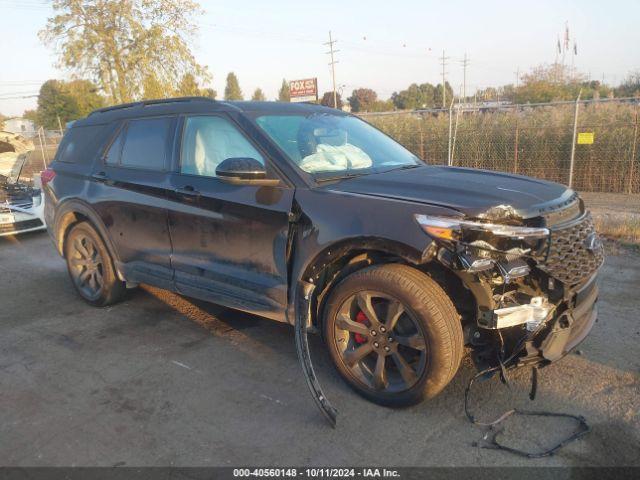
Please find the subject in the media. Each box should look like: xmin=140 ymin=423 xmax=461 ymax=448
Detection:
xmin=584 ymin=232 xmax=602 ymax=253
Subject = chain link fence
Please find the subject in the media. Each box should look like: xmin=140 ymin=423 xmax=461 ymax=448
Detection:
xmin=360 ymin=97 xmax=640 ymax=194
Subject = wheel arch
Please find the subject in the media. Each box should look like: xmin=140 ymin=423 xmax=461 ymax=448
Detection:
xmin=53 ymin=199 xmax=124 ymax=280
xmin=294 ymin=236 xmax=426 ymax=329
xmin=293 ymin=236 xmax=476 ymax=336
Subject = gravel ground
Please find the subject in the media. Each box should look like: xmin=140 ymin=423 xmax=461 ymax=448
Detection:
xmin=0 ymin=231 xmax=638 ymax=467
xmin=580 ymin=192 xmax=640 ymax=216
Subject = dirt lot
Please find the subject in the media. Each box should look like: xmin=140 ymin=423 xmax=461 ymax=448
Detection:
xmin=0 ymin=230 xmax=639 ymax=467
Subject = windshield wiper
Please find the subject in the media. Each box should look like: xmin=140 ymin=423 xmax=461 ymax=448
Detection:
xmin=315 ymin=163 xmax=422 ymax=183
xmin=315 ymin=171 xmax=372 ymax=183
xmin=384 ymin=164 xmax=422 ymax=172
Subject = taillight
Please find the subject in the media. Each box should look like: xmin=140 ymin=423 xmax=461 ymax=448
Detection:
xmin=41 ymin=168 xmax=56 ymax=187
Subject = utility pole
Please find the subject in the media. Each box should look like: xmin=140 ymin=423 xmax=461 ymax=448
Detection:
xmin=514 ymin=66 xmax=520 ymax=103
xmin=324 ymin=31 xmax=340 ymax=109
xmin=57 ymin=115 xmax=64 ymax=137
xmin=460 ymin=52 xmax=470 ymax=101
xmin=569 ymin=89 xmax=582 ymax=189
xmin=440 ymin=50 xmax=449 ymax=108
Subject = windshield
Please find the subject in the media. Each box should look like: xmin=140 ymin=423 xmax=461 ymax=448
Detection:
xmin=255 ymin=113 xmax=422 ymax=179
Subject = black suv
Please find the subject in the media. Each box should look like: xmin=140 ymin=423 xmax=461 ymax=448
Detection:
xmin=44 ymin=97 xmax=603 ymax=411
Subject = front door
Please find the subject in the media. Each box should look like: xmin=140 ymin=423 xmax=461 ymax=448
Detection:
xmin=167 ymin=114 xmax=294 ymax=321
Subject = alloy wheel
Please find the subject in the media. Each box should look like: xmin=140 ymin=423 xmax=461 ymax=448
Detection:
xmin=68 ymin=234 xmax=105 ymax=299
xmin=333 ymin=291 xmax=428 ymax=393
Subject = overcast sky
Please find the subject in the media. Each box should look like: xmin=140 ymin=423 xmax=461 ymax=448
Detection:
xmin=1 ymin=0 xmax=639 ymax=116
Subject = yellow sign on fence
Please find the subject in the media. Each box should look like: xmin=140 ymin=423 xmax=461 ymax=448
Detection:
xmin=577 ymin=132 xmax=595 ymax=145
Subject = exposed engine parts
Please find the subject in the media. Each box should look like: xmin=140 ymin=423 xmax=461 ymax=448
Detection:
xmin=480 ymin=296 xmax=552 ymax=330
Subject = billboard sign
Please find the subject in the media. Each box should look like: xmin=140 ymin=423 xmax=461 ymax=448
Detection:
xmin=289 ymin=78 xmax=318 ymax=102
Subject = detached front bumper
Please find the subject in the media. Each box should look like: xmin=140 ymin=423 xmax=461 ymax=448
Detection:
xmin=521 ymin=273 xmax=599 ymax=366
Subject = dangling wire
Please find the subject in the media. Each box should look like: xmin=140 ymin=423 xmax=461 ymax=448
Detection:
xmin=464 ymin=350 xmax=590 ymax=458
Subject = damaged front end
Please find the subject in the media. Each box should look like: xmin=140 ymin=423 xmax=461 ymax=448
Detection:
xmin=0 ymin=146 xmax=46 ymax=237
xmin=416 ymin=192 xmax=604 ymax=371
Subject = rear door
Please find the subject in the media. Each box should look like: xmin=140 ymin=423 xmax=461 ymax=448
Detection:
xmin=90 ymin=116 xmax=176 ymax=289
xmin=167 ymin=113 xmax=294 ymax=321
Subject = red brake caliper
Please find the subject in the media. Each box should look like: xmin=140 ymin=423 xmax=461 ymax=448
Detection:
xmin=354 ymin=311 xmax=369 ymax=344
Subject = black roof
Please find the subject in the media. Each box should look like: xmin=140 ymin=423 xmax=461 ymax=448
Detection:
xmin=74 ymin=97 xmax=345 ymax=127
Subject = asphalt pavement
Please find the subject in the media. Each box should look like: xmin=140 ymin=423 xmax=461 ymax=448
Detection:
xmin=1 ymin=232 xmax=638 ymax=466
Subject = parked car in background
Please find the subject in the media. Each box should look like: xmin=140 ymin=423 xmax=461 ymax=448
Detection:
xmin=43 ymin=97 xmax=603 ymax=408
xmin=0 ymin=133 xmax=46 ymax=237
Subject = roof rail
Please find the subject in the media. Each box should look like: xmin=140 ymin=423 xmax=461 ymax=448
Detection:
xmin=89 ymin=96 xmax=217 ymax=116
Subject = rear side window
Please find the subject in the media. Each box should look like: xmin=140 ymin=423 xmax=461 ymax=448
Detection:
xmin=56 ymin=125 xmax=106 ymax=164
xmin=105 ymin=117 xmax=173 ymax=170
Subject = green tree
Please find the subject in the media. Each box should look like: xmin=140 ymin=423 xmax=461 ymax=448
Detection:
xmin=176 ymin=73 xmax=217 ymax=98
xmin=201 ymin=88 xmax=217 ymax=99
xmin=35 ymin=80 xmax=80 ymax=129
xmin=40 ymin=0 xmax=209 ymax=104
xmin=65 ymin=79 xmax=104 ymax=116
xmin=142 ymin=74 xmax=172 ymax=100
xmin=392 ymin=83 xmax=438 ymax=110
xmin=23 ymin=110 xmax=39 ymax=125
xmin=615 ymin=71 xmax=640 ymax=98
xmin=277 ymin=79 xmax=290 ymax=102
xmin=176 ymin=73 xmax=201 ymax=96
xmin=251 ymin=88 xmax=266 ymax=101
xmin=433 ymin=82 xmax=454 ymax=108
xmin=224 ymin=72 xmax=243 ymax=100
xmin=320 ymin=91 xmax=342 ymax=109
xmin=370 ymin=99 xmax=394 ymax=112
xmin=347 ymin=88 xmax=378 ymax=112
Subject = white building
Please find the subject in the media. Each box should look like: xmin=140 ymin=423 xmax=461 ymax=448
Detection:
xmin=3 ymin=118 xmax=36 ymax=137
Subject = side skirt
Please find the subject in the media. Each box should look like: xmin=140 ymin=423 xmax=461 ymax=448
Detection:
xmin=294 ymin=280 xmax=338 ymax=428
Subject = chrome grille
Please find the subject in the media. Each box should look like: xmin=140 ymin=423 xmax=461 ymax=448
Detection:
xmin=541 ymin=213 xmax=604 ymax=285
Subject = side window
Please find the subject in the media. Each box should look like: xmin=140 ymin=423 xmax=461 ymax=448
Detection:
xmin=120 ymin=117 xmax=172 ymax=170
xmin=56 ymin=125 xmax=106 ymax=164
xmin=180 ymin=116 xmax=265 ymax=177
xmin=104 ymin=127 xmax=124 ymax=165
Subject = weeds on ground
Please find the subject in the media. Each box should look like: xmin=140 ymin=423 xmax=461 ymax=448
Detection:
xmin=593 ymin=216 xmax=640 ymax=252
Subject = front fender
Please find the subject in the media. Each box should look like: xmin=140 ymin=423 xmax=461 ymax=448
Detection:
xmin=286 ymin=188 xmax=461 ymax=325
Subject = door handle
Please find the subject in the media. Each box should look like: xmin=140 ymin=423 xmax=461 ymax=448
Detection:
xmin=91 ymin=171 xmax=108 ymax=182
xmin=175 ymin=185 xmax=199 ymax=195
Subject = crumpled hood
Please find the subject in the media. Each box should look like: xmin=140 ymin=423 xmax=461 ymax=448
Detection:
xmin=325 ymin=165 xmax=571 ymax=218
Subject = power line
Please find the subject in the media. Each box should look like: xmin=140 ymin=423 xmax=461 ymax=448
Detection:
xmin=0 ymin=94 xmax=39 ymax=101
xmin=439 ymin=50 xmax=449 ymax=108
xmin=324 ymin=31 xmax=339 ymax=108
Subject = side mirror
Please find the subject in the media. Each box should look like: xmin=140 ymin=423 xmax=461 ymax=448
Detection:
xmin=215 ymin=158 xmax=280 ymax=186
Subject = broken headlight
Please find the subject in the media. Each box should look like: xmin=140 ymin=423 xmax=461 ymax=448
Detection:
xmin=415 ymin=214 xmax=550 ymax=279
xmin=414 ymin=214 xmax=549 ymax=241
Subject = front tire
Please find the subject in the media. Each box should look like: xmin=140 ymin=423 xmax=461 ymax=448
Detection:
xmin=323 ymin=264 xmax=463 ymax=407
xmin=64 ymin=222 xmax=126 ymax=307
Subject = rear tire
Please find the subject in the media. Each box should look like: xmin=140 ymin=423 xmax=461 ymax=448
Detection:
xmin=64 ymin=222 xmax=126 ymax=307
xmin=323 ymin=264 xmax=463 ymax=407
